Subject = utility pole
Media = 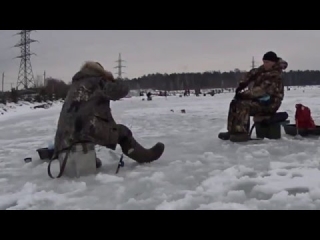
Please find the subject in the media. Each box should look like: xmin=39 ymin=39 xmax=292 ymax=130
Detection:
xmin=14 ymin=30 xmax=38 ymax=89
xmin=43 ymin=70 xmax=46 ymax=86
xmin=2 ymin=72 xmax=4 ymax=93
xmin=114 ymin=53 xmax=126 ymax=79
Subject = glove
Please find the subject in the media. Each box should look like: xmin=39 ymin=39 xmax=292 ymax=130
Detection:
xmin=104 ymin=71 xmax=115 ymax=82
xmin=236 ymin=82 xmax=248 ymax=93
xmin=258 ymin=95 xmax=270 ymax=102
xmin=255 ymin=95 xmax=271 ymax=106
xmin=233 ymin=92 xmax=245 ymax=101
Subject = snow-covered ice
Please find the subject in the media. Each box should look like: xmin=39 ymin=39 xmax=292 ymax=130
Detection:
xmin=1 ymin=87 xmax=320 ymax=210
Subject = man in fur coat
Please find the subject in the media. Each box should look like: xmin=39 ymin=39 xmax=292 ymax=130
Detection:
xmin=53 ymin=61 xmax=165 ymax=170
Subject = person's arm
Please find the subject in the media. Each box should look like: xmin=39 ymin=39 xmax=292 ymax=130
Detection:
xmin=237 ymin=67 xmax=261 ymax=91
xmin=241 ymin=71 xmax=282 ymax=99
xmin=101 ymin=79 xmax=130 ymax=100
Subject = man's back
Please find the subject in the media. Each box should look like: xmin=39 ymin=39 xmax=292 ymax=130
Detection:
xmin=54 ymin=62 xmax=129 ymax=157
xmin=251 ymin=62 xmax=284 ymax=102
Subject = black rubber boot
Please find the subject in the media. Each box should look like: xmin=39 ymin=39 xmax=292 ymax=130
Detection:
xmin=121 ymin=140 xmax=164 ymax=163
xmin=117 ymin=124 xmax=165 ymax=163
xmin=218 ymin=132 xmax=230 ymax=140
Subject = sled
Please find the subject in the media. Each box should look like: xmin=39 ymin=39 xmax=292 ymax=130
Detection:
xmin=283 ymin=124 xmax=320 ymax=137
xmin=48 ymin=143 xmax=97 ymax=179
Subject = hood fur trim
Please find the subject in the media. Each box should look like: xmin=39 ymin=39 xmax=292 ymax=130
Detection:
xmin=278 ymin=58 xmax=288 ymax=70
xmin=72 ymin=61 xmax=115 ymax=82
xmin=80 ymin=61 xmax=114 ymax=80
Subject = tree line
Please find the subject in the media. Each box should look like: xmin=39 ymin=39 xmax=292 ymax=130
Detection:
xmin=125 ymin=70 xmax=320 ymax=90
xmin=0 ymin=78 xmax=69 ymax=104
xmin=1 ymin=69 xmax=319 ymax=104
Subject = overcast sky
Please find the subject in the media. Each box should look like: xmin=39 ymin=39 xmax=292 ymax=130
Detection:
xmin=0 ymin=30 xmax=319 ymax=91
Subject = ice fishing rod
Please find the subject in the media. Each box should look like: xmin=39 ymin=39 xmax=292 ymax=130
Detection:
xmin=97 ymin=118 xmax=133 ymax=173
xmin=115 ymin=154 xmax=124 ymax=174
xmin=114 ymin=121 xmax=134 ymax=174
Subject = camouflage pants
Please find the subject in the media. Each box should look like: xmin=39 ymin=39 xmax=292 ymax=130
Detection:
xmin=227 ymin=100 xmax=278 ymax=134
xmin=87 ymin=119 xmax=133 ymax=150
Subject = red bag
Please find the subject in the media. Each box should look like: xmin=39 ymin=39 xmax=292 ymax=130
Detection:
xmin=295 ymin=104 xmax=316 ymax=129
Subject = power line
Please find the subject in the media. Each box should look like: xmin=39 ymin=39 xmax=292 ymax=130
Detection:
xmin=14 ymin=30 xmax=38 ymax=89
xmin=251 ymin=56 xmax=256 ymax=69
xmin=114 ymin=53 xmax=126 ymax=79
xmin=2 ymin=72 xmax=4 ymax=92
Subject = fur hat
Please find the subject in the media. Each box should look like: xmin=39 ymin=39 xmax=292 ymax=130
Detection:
xmin=80 ymin=61 xmax=114 ymax=81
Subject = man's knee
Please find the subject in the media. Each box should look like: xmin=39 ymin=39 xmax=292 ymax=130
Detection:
xmin=105 ymin=124 xmax=133 ymax=150
xmin=117 ymin=124 xmax=133 ymax=143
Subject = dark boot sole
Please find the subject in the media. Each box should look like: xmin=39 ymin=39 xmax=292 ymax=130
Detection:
xmin=229 ymin=135 xmax=250 ymax=142
xmin=218 ymin=132 xmax=230 ymax=140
